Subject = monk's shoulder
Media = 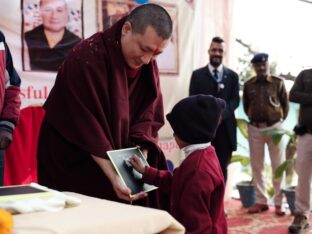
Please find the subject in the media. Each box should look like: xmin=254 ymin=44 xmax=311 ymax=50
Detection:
xmin=68 ymin=32 xmax=109 ymax=64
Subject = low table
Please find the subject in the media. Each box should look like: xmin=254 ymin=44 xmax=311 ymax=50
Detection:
xmin=12 ymin=192 xmax=184 ymax=234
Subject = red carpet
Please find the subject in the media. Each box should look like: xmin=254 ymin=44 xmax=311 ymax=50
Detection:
xmin=225 ymin=199 xmax=312 ymax=234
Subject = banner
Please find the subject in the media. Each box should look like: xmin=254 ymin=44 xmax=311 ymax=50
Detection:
xmin=0 ymin=0 xmax=233 ymax=138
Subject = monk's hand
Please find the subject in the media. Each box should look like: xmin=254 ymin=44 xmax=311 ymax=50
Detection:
xmin=129 ymin=155 xmax=145 ymax=174
xmin=131 ymin=191 xmax=148 ymax=202
xmin=112 ymin=175 xmax=132 ymax=201
xmin=112 ymin=174 xmax=147 ymax=202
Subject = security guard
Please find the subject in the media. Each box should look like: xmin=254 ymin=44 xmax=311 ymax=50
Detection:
xmin=243 ymin=53 xmax=289 ymax=216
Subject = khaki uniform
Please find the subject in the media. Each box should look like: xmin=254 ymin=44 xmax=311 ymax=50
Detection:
xmin=243 ymin=75 xmax=289 ymax=206
xmin=243 ymin=75 xmax=289 ymax=125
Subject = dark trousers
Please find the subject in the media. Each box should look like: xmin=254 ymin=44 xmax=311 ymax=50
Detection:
xmin=0 ymin=150 xmax=4 ymax=186
xmin=212 ymin=123 xmax=233 ymax=183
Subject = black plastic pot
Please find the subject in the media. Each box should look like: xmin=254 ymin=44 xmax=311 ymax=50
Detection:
xmin=236 ymin=181 xmax=256 ymax=208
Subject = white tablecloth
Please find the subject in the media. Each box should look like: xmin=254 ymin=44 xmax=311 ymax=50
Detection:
xmin=12 ymin=192 xmax=185 ymax=234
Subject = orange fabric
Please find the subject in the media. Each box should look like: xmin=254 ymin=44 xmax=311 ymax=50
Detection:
xmin=4 ymin=106 xmax=45 ymax=185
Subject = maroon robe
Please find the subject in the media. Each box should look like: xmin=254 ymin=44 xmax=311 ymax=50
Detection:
xmin=37 ymin=17 xmax=169 ymax=209
xmin=143 ymin=146 xmax=227 ymax=234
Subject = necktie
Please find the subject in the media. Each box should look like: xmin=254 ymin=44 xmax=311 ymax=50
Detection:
xmin=213 ymin=69 xmax=219 ymax=82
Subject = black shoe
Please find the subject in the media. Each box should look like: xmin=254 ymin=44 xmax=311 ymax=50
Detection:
xmin=288 ymin=214 xmax=309 ymax=233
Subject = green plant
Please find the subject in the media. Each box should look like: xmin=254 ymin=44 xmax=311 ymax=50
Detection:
xmin=261 ymin=127 xmax=298 ymax=211
xmin=236 ymin=118 xmax=249 ymax=139
xmin=261 ymin=128 xmax=297 ymax=185
xmin=261 ymin=128 xmax=296 ymax=146
xmin=231 ymin=118 xmax=250 ymax=170
xmin=274 ymin=158 xmax=295 ymax=180
xmin=231 ymin=154 xmax=250 ymax=166
xmin=232 ymin=118 xmax=280 ymax=197
xmin=231 ymin=119 xmax=252 ymax=187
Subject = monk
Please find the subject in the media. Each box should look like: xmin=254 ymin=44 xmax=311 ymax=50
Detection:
xmin=37 ymin=4 xmax=172 ymax=209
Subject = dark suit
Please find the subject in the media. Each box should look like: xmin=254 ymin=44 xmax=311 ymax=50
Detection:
xmin=189 ymin=65 xmax=240 ymax=181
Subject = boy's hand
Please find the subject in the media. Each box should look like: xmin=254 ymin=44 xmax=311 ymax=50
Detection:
xmin=136 ymin=145 xmax=148 ymax=159
xmin=142 ymin=149 xmax=148 ymax=160
xmin=129 ymin=155 xmax=145 ymax=174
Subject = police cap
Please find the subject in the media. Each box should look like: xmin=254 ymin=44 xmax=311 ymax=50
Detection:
xmin=251 ymin=53 xmax=269 ymax=64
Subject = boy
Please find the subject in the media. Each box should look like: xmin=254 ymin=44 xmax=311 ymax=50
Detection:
xmin=130 ymin=94 xmax=227 ymax=234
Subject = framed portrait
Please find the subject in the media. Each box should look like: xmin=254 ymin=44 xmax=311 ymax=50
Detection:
xmin=21 ymin=0 xmax=84 ymax=72
xmin=98 ymin=0 xmax=179 ymax=74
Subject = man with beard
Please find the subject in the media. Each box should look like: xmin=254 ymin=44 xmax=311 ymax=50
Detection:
xmin=243 ymin=53 xmax=288 ymax=216
xmin=189 ymin=36 xmax=240 ymax=183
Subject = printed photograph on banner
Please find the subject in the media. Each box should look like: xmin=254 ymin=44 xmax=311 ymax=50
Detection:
xmin=21 ymin=0 xmax=83 ymax=72
xmin=98 ymin=0 xmax=179 ymax=74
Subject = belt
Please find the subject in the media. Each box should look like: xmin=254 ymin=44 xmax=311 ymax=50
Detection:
xmin=250 ymin=121 xmax=279 ymax=128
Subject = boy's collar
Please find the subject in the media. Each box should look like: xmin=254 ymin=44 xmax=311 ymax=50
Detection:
xmin=181 ymin=142 xmax=211 ymax=158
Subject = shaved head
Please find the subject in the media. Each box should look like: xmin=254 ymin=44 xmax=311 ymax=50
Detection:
xmin=126 ymin=4 xmax=173 ymax=40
